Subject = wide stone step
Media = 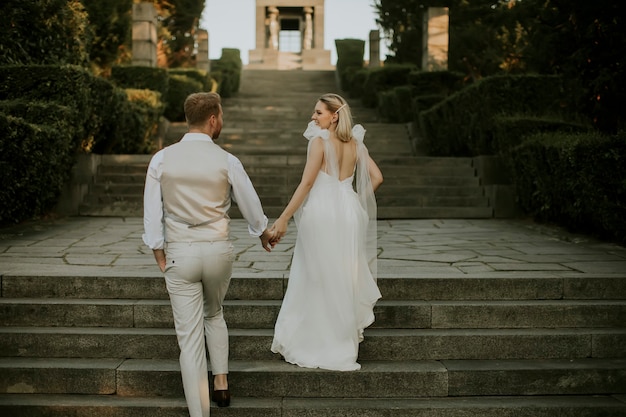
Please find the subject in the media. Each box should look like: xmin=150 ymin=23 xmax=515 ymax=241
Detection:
xmin=0 ymin=394 xmax=624 ymax=417
xmin=219 ymin=135 xmax=409 ymax=150
xmin=88 ymin=183 xmax=487 ymax=198
xmin=4 ymin=274 xmax=625 ymax=301
xmin=2 ymin=299 xmax=624 ymax=329
xmin=74 ymin=200 xmax=496 ymax=219
xmin=95 ymin=158 xmax=473 ymax=175
xmin=1 ymin=327 xmax=624 ymax=360
xmin=96 ymin=153 xmax=474 ymax=172
xmin=81 ymin=193 xmax=490 ymax=211
xmin=1 ymin=358 xmax=625 ymax=397
xmin=242 ymin=165 xmax=478 ymax=177
xmin=94 ymin=155 xmax=471 ymax=170
xmin=89 ymin=174 xmax=482 ymax=192
xmin=77 ymin=204 xmax=501 ymax=220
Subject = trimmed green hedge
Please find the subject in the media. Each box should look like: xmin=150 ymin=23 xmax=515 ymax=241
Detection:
xmin=0 ymin=65 xmax=162 ymax=154
xmin=169 ymin=68 xmax=214 ymax=92
xmin=379 ymin=85 xmax=414 ymax=122
xmin=361 ymin=64 xmax=417 ymax=108
xmin=507 ymin=130 xmax=626 ymax=245
xmin=211 ymin=48 xmax=242 ymax=98
xmin=124 ymin=89 xmax=164 ymax=153
xmin=0 ymin=64 xmax=164 ymax=224
xmin=164 ymin=75 xmax=204 ymax=122
xmin=371 ymin=71 xmax=468 ymax=124
xmin=0 ymin=100 xmax=76 ymax=140
xmin=408 ymin=70 xmax=466 ymax=95
xmin=110 ymin=66 xmax=169 ymax=97
xmin=89 ymin=82 xmax=162 ymax=154
xmin=335 ymin=38 xmax=365 ymax=92
xmin=492 ymin=115 xmax=590 ymax=154
xmin=0 ymin=65 xmax=92 ymax=125
xmin=419 ymin=74 xmax=576 ymax=156
xmin=345 ymin=68 xmax=370 ymax=99
xmin=0 ymin=114 xmax=74 ymax=224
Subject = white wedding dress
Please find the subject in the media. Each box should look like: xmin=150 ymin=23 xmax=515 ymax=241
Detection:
xmin=270 ymin=121 xmax=381 ymax=371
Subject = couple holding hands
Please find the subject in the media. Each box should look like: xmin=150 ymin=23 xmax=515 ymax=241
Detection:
xmin=143 ymin=91 xmax=383 ymax=417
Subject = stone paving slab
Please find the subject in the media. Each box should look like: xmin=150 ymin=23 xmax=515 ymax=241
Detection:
xmin=1 ymin=217 xmax=625 ymax=277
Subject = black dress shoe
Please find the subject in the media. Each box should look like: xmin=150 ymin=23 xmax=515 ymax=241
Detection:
xmin=212 ymin=389 xmax=231 ymax=407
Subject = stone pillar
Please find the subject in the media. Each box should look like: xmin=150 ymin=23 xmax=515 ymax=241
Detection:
xmin=303 ymin=7 xmax=313 ymax=50
xmin=369 ymin=30 xmax=381 ymax=67
xmin=312 ymin=3 xmax=324 ymax=51
xmin=422 ymin=7 xmax=449 ymax=71
xmin=196 ymin=29 xmax=210 ymax=72
xmin=301 ymin=1 xmax=331 ymax=70
xmin=132 ymin=2 xmax=158 ymax=67
xmin=255 ymin=4 xmax=266 ymax=50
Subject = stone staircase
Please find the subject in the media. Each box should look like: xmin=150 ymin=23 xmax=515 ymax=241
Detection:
xmin=1 ymin=265 xmax=625 ymax=415
xmin=78 ymin=70 xmax=493 ymax=219
xmin=4 ymin=70 xmax=623 ymax=416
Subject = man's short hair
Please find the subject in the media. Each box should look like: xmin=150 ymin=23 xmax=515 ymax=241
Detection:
xmin=184 ymin=92 xmax=222 ymax=127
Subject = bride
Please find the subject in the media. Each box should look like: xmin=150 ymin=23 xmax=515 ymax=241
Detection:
xmin=269 ymin=93 xmax=383 ymax=371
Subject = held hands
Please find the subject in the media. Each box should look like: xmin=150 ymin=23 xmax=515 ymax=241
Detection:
xmin=260 ymin=228 xmax=277 ymax=252
xmin=269 ymin=217 xmax=288 ymax=245
xmin=259 ymin=217 xmax=289 ymax=251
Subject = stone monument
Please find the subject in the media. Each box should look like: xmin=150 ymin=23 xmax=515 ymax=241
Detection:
xmin=248 ymin=0 xmax=332 ymax=70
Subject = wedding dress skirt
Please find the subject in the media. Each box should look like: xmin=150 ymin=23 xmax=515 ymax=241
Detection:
xmin=270 ymin=170 xmax=381 ymax=371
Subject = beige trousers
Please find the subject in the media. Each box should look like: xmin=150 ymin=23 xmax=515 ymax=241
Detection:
xmin=164 ymin=240 xmax=234 ymax=417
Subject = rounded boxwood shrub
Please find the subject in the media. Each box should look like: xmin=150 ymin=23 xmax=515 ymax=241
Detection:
xmin=0 ymin=114 xmax=75 ymax=224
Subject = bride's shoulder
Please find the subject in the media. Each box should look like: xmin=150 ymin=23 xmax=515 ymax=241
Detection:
xmin=303 ymin=121 xmax=330 ymax=141
xmin=351 ymin=124 xmax=366 ymax=143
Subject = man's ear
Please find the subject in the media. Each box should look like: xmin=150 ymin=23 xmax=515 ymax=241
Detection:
xmin=207 ymin=115 xmax=217 ymax=130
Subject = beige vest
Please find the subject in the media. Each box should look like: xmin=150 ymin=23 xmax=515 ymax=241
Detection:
xmin=161 ymin=140 xmax=230 ymax=242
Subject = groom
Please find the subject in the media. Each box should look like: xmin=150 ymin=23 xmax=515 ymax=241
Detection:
xmin=142 ymin=92 xmax=274 ymax=417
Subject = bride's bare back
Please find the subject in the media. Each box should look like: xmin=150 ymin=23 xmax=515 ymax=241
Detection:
xmin=325 ymin=134 xmax=357 ymax=181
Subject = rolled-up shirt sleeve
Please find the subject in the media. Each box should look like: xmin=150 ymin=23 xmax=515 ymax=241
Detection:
xmin=142 ymin=151 xmax=165 ymax=249
xmin=228 ymin=154 xmax=268 ymax=236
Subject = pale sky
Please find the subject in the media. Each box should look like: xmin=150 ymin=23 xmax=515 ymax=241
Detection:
xmin=200 ymin=0 xmax=388 ymax=65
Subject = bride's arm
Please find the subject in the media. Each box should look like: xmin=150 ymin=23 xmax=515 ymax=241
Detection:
xmin=270 ymin=138 xmax=324 ymax=240
xmin=367 ymin=155 xmax=383 ymax=192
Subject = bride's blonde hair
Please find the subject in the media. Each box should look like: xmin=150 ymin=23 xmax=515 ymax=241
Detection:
xmin=318 ymin=93 xmax=353 ymax=142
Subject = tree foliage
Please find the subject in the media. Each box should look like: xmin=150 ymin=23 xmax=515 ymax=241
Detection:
xmin=373 ymin=0 xmax=427 ymax=64
xmin=448 ymin=0 xmax=529 ymax=77
xmin=522 ymin=0 xmax=626 ymax=133
xmin=0 ymin=0 xmax=91 ymax=66
xmin=142 ymin=0 xmax=206 ymax=68
xmin=374 ymin=0 xmax=625 ymax=132
xmin=1 ymin=0 xmax=207 ymax=70
xmin=82 ymin=0 xmax=133 ymax=74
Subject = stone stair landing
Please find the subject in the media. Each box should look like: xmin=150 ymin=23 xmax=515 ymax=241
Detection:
xmin=1 ymin=216 xmax=626 ymax=416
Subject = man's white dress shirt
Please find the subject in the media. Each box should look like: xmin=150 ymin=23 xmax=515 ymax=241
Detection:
xmin=143 ymin=133 xmax=268 ymax=250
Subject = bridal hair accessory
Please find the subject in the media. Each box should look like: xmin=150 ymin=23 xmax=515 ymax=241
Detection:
xmin=334 ymin=104 xmax=347 ymax=114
